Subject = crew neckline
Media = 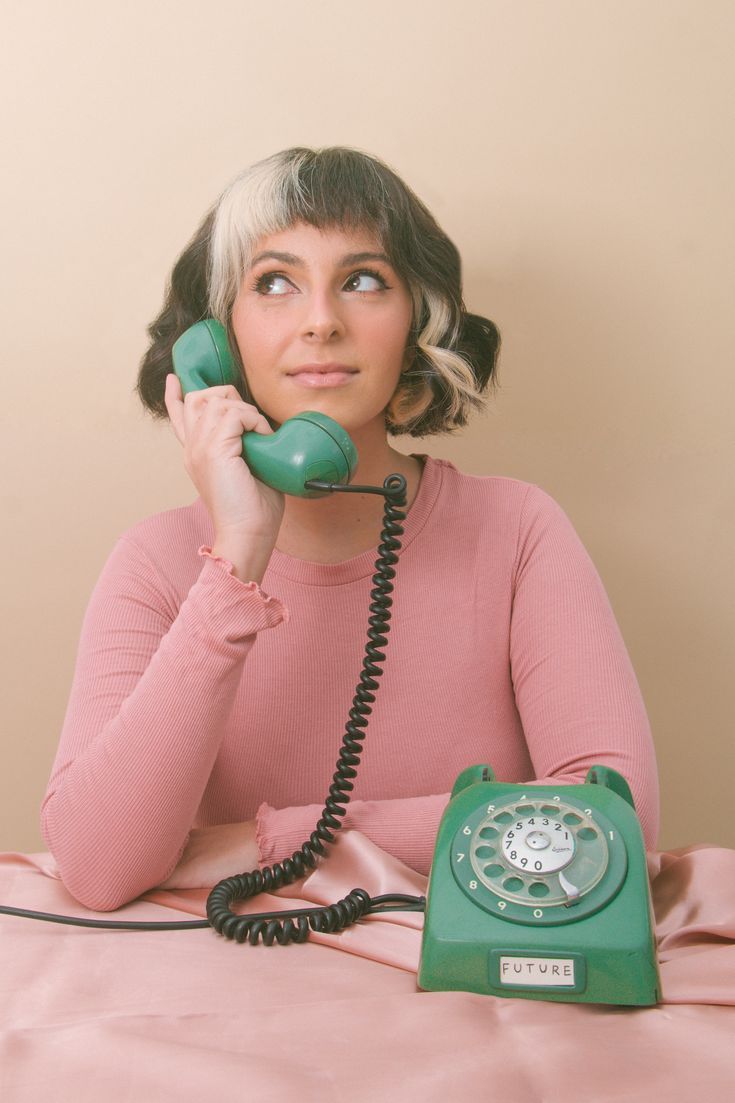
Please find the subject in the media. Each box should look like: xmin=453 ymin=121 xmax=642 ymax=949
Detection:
xmin=265 ymin=455 xmax=446 ymax=586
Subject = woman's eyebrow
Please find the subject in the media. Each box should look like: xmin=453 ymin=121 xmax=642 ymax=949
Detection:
xmin=249 ymin=250 xmax=391 ymax=268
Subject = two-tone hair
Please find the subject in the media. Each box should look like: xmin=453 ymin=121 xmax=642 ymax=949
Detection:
xmin=137 ymin=146 xmax=500 ymax=437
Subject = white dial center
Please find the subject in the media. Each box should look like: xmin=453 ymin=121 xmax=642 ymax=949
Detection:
xmin=502 ymin=817 xmax=575 ymax=874
xmin=525 ymin=831 xmax=551 ymax=850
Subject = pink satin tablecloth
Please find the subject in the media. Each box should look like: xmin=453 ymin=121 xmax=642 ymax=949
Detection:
xmin=2 ymin=835 xmax=734 ymax=1101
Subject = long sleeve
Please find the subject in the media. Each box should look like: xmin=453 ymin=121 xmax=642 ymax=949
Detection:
xmin=41 ymin=536 xmax=286 ymax=910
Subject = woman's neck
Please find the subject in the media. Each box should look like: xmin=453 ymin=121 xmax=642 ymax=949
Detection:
xmin=275 ymin=430 xmax=423 ymax=564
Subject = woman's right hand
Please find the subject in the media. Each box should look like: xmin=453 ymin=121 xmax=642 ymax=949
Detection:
xmin=165 ymin=374 xmax=285 ymax=581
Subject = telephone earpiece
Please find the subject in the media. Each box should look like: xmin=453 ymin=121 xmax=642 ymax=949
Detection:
xmin=171 ymin=319 xmax=358 ymax=497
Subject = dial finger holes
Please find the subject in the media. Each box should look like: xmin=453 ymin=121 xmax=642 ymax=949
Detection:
xmin=453 ymin=793 xmax=619 ymax=920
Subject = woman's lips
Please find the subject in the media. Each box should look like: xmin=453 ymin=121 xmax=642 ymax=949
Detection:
xmin=286 ymin=366 xmax=358 ymax=387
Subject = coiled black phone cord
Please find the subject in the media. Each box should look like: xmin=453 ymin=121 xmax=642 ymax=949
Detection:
xmin=206 ymin=473 xmax=421 ymax=945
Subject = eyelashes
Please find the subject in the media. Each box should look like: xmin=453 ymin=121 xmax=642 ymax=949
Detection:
xmin=251 ymin=267 xmax=391 ymax=296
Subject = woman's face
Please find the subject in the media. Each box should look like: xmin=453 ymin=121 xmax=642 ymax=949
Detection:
xmin=230 ymin=221 xmax=415 ymax=436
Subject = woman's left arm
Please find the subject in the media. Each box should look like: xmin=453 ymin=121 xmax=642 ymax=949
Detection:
xmin=508 ymin=484 xmax=659 ymax=848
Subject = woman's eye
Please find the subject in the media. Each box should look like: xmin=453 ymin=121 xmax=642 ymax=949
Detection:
xmin=345 ymin=270 xmax=388 ymax=292
xmin=253 ymin=273 xmax=292 ymax=295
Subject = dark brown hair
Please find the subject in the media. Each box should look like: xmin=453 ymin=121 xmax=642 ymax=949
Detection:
xmin=137 ymin=146 xmax=500 ymax=437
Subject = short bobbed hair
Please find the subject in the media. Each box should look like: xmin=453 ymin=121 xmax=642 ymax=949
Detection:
xmin=137 ymin=146 xmax=500 ymax=437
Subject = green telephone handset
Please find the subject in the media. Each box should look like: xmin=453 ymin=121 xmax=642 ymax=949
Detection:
xmin=419 ymin=764 xmax=661 ymax=1005
xmin=171 ymin=319 xmax=357 ymax=497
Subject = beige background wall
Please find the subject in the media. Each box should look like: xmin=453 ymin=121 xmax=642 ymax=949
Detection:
xmin=1 ymin=0 xmax=732 ymax=853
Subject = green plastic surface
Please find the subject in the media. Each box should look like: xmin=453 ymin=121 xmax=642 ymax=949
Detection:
xmin=171 ymin=319 xmax=358 ymax=497
xmin=419 ymin=765 xmax=661 ymax=1006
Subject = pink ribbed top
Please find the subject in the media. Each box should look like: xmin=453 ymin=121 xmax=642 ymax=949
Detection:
xmin=41 ymin=458 xmax=659 ymax=910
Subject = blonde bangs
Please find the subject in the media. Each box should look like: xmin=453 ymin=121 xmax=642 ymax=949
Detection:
xmin=208 ymin=150 xmax=312 ymax=323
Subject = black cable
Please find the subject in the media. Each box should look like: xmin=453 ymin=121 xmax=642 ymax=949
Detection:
xmin=0 ymin=905 xmax=210 ymax=930
xmin=0 ymin=893 xmax=426 ymax=932
xmin=206 ymin=473 xmax=415 ymax=944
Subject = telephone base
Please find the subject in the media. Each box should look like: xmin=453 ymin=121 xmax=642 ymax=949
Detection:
xmin=418 ymin=766 xmax=661 ymax=1006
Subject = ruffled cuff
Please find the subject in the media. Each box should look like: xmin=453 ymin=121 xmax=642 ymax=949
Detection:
xmin=255 ymin=795 xmax=450 ymax=877
xmin=256 ymin=801 xmax=285 ymax=868
xmin=255 ymin=801 xmax=324 ymax=869
xmin=197 ymin=546 xmax=289 ymax=628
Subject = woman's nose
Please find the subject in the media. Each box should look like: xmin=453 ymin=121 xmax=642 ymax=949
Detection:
xmin=301 ymin=289 xmax=345 ymax=341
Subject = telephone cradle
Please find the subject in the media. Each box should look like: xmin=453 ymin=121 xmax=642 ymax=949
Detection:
xmin=419 ymin=764 xmax=660 ymax=1005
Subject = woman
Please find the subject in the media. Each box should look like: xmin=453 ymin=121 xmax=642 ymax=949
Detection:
xmin=41 ymin=146 xmax=659 ymax=911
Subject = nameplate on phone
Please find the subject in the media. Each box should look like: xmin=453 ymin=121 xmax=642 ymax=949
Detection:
xmin=499 ymin=955 xmax=576 ymax=987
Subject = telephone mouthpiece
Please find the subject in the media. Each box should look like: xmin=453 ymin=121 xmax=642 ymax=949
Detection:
xmin=241 ymin=411 xmax=358 ymax=498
